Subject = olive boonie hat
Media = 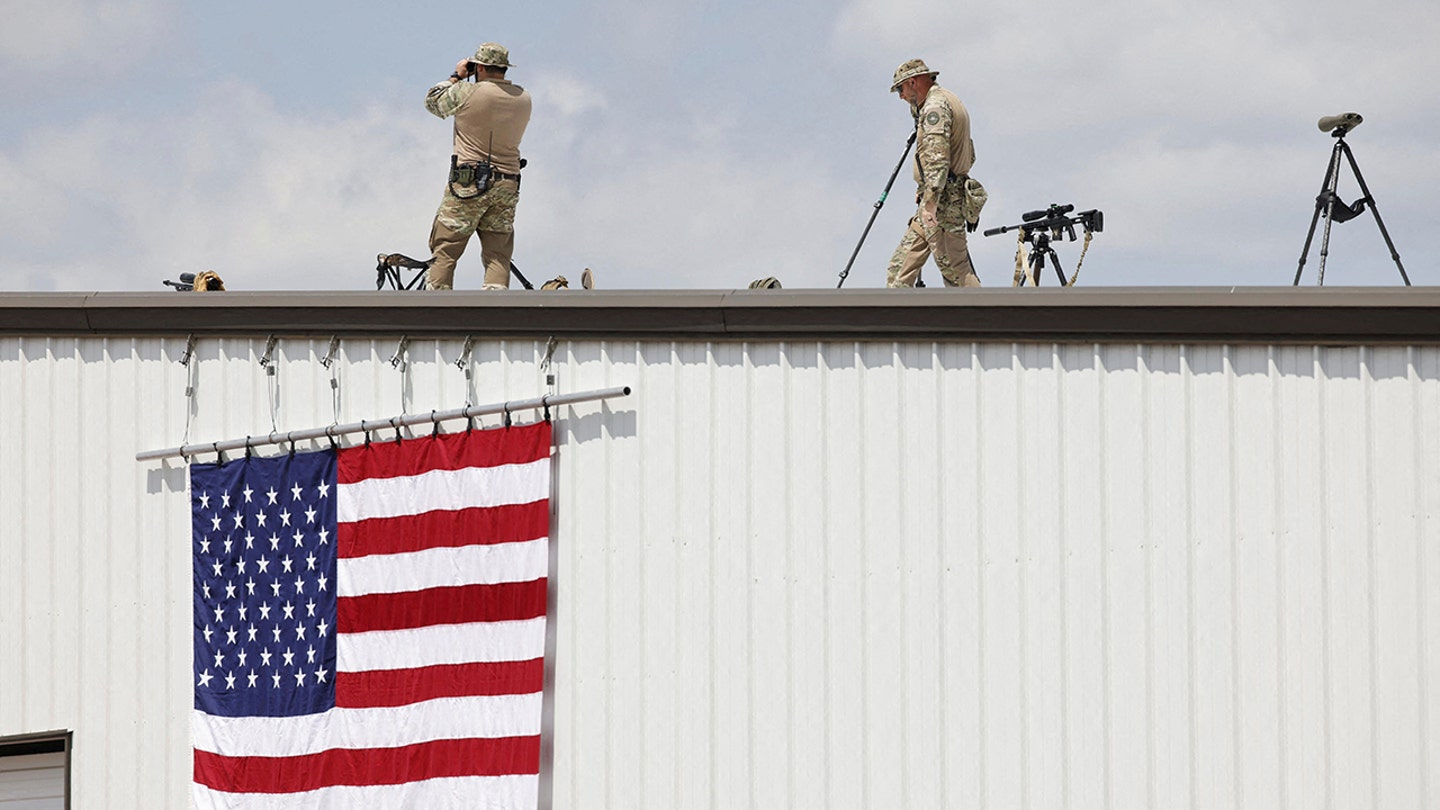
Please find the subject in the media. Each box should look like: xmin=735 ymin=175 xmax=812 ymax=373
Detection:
xmin=469 ymin=42 xmax=513 ymax=68
xmin=890 ymin=58 xmax=937 ymax=92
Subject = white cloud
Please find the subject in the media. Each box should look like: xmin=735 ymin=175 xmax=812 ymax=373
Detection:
xmin=0 ymin=0 xmax=171 ymax=71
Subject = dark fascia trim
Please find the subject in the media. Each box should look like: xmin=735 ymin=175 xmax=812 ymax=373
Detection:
xmin=1 ymin=287 xmax=1438 ymax=343
xmin=0 ymin=730 xmax=70 ymax=758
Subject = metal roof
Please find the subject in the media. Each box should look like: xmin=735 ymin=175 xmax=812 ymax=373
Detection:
xmin=2 ymin=287 xmax=1437 ymax=343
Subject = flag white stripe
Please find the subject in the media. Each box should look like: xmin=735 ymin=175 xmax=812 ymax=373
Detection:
xmin=338 ymin=459 xmax=549 ymax=523
xmin=193 ymin=694 xmax=542 ymax=757
xmin=338 ymin=538 xmax=548 ymax=597
xmin=338 ymin=617 xmax=547 ymax=671
xmin=192 ymin=774 xmax=539 ymax=810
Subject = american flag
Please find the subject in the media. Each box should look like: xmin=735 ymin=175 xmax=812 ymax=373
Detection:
xmin=189 ymin=422 xmax=551 ymax=809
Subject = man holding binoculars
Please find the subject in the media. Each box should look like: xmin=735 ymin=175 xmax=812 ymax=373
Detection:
xmin=422 ymin=42 xmax=532 ymax=290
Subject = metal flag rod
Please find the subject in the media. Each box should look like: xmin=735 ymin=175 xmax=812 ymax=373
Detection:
xmin=136 ymin=385 xmax=632 ymax=462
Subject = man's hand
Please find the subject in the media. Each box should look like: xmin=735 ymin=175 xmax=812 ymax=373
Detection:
xmin=453 ymin=59 xmax=472 ymax=80
xmin=920 ymin=198 xmax=938 ymax=230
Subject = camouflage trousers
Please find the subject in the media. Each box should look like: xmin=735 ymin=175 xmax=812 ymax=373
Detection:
xmin=886 ymin=194 xmax=980 ymax=288
xmin=426 ymin=178 xmax=520 ymax=290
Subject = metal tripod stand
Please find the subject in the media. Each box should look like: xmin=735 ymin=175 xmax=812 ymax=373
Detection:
xmin=1294 ymin=118 xmax=1410 ymax=286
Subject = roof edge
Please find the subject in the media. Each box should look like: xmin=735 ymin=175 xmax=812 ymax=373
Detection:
xmin=2 ymin=287 xmax=1437 ymax=343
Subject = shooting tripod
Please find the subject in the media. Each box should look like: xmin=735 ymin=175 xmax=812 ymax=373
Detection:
xmin=838 ymin=132 xmax=917 ymax=288
xmin=1294 ymin=122 xmax=1410 ymax=286
xmin=1016 ymin=230 xmax=1069 ymax=286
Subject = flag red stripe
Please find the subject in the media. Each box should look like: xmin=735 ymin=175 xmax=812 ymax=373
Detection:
xmin=194 ymin=736 xmax=541 ymax=793
xmin=335 ymin=659 xmax=544 ymax=708
xmin=337 ymin=421 xmax=551 ymax=482
xmin=338 ymin=580 xmax=548 ymax=633
xmin=338 ymin=500 xmax=549 ymax=558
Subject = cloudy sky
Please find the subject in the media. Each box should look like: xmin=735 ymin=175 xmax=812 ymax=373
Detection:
xmin=2 ymin=0 xmax=1436 ymax=292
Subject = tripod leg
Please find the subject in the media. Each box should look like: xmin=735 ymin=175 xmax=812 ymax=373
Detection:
xmin=1048 ymin=249 xmax=1067 ymax=285
xmin=1027 ymin=249 xmax=1043 ymax=286
xmin=1340 ymin=141 xmax=1412 ymax=286
xmin=1294 ymin=142 xmax=1342 ymax=285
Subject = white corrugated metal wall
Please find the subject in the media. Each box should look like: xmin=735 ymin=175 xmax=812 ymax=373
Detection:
xmin=1 ymin=336 xmax=1436 ymax=809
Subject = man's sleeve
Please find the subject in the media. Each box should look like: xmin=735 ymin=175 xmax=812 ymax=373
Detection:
xmin=425 ymin=80 xmax=470 ymax=119
xmin=916 ymin=100 xmax=953 ymax=201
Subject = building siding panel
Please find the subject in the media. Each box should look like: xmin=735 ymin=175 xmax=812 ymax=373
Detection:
xmin=0 ymin=335 xmax=1436 ymax=809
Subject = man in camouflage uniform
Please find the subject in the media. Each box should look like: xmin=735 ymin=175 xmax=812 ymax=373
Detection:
xmin=423 ymin=43 xmax=532 ymax=290
xmin=886 ymin=58 xmax=980 ymax=288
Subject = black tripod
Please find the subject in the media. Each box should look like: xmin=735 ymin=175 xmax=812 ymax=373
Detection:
xmin=1294 ymin=118 xmax=1410 ymax=286
xmin=838 ymin=132 xmax=917 ymax=288
xmin=1018 ymin=230 xmax=1069 ymax=286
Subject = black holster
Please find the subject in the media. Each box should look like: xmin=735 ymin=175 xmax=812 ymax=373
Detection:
xmin=449 ymin=154 xmax=492 ymax=199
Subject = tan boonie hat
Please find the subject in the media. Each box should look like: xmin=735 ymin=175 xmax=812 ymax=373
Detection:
xmin=890 ymin=58 xmax=938 ymax=92
xmin=469 ymin=42 xmax=513 ymax=68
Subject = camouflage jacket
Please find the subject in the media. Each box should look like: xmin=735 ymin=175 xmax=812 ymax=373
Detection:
xmin=911 ymin=84 xmax=975 ymax=205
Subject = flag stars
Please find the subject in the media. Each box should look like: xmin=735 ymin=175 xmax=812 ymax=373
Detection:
xmin=213 ymin=650 xmax=224 ymax=668
xmin=317 ymin=528 xmax=330 ymax=545
xmin=255 ymin=511 xmax=267 ymax=528
xmin=294 ymin=577 xmax=305 ymax=595
xmin=202 ymin=583 xmax=212 ymax=600
xmin=242 ymin=485 xmax=253 ymax=503
xmin=266 ymin=487 xmax=278 ymax=505
xmin=291 ymin=483 xmax=304 ymax=501
xmin=238 ymin=605 xmax=248 ymax=622
xmin=305 ymin=507 xmax=317 ymax=525
xmin=293 ymin=530 xmax=305 ymax=548
xmin=314 ymin=667 xmax=329 ymax=684
xmin=272 ymin=626 xmax=283 ymax=643
xmin=260 ymin=649 xmax=273 ymax=667
xmin=305 ymin=600 xmax=317 ymax=618
xmin=317 ymin=619 xmax=329 ymax=637
xmin=198 ymin=670 xmax=213 ymax=688
xmin=306 ymin=646 xmax=317 ymax=664
xmin=282 ymin=602 xmax=295 ymax=620
xmin=225 ymin=581 xmax=237 ymax=600
xmin=295 ymin=624 xmax=307 ymax=641
xmin=203 ymin=626 xmax=214 ymax=643
xmin=225 ymin=672 xmax=236 ymax=690
xmin=247 ymin=671 xmax=258 ymax=688
xmin=272 ymin=673 xmax=282 ymax=689
xmin=257 ymin=557 xmax=270 ymax=574
xmin=223 ymin=537 xmax=234 ymax=554
xmin=317 ymin=482 xmax=330 ymax=499
xmin=283 ymin=648 xmax=295 ymax=667
xmin=247 ymin=625 xmax=258 ymax=642
xmin=246 ymin=579 xmax=256 ymax=596
xmin=237 ymin=649 xmax=248 ymax=667
xmin=282 ymin=556 xmax=294 ymax=573
xmin=244 ymin=533 xmax=255 ymax=550
xmin=212 ymin=561 xmax=224 ymax=577
xmin=295 ymin=671 xmax=307 ymax=687
xmin=213 ymin=605 xmax=224 ymax=623
xmin=306 ymin=554 xmax=316 ymax=571
xmin=268 ymin=534 xmax=280 ymax=551
xmin=198 ymin=492 xmax=211 ymax=509
xmin=232 ymin=513 xmax=244 ymax=530
xmin=236 ymin=559 xmax=247 ymax=575
xmin=270 ymin=580 xmax=282 ymax=597
xmin=200 ymin=537 xmax=211 ymax=554
xmin=225 ymin=627 xmax=238 ymax=645
xmin=211 ymin=514 xmax=222 ymax=531
xmin=317 ymin=574 xmax=328 ymax=592
xmin=280 ymin=509 xmax=292 ymax=527
xmin=221 ymin=492 xmax=231 ymax=509
xmin=258 ymin=603 xmax=271 ymax=621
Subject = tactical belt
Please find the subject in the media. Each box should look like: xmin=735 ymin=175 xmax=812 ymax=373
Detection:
xmin=449 ymin=156 xmax=524 ymax=199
